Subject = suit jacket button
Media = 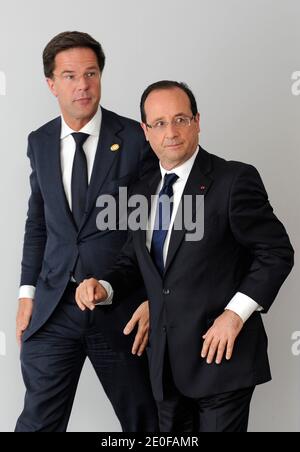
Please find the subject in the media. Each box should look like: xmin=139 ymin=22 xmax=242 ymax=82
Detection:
xmin=163 ymin=326 xmax=167 ymax=333
xmin=163 ymin=289 xmax=170 ymax=295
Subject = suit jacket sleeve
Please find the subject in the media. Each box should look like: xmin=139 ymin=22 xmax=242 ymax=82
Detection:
xmin=229 ymin=164 xmax=294 ymax=312
xmin=102 ymin=138 xmax=155 ymax=302
xmin=102 ymin=232 xmax=144 ymax=303
xmin=20 ymin=135 xmax=47 ymax=286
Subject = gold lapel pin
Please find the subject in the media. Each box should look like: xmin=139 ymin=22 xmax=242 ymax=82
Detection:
xmin=110 ymin=144 xmax=120 ymax=152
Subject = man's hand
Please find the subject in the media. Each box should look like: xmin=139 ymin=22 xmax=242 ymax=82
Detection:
xmin=124 ymin=301 xmax=149 ymax=357
xmin=75 ymin=278 xmax=108 ymax=311
xmin=16 ymin=298 xmax=33 ymax=347
xmin=201 ymin=310 xmax=243 ymax=364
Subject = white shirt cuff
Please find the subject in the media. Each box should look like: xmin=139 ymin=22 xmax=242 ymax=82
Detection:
xmin=94 ymin=280 xmax=113 ymax=306
xmin=19 ymin=285 xmax=36 ymax=300
xmin=225 ymin=292 xmax=263 ymax=323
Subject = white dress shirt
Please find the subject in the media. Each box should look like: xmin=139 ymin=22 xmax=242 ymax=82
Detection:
xmin=19 ymin=106 xmax=112 ymax=304
xmin=102 ymin=146 xmax=262 ymax=322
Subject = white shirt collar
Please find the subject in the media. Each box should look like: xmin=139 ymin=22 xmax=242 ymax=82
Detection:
xmin=60 ymin=105 xmax=102 ymax=139
xmin=159 ymin=146 xmax=200 ymax=183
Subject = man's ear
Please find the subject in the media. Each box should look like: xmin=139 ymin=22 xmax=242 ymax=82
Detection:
xmin=195 ymin=112 xmax=200 ymax=133
xmin=141 ymin=122 xmax=149 ymax=141
xmin=46 ymin=77 xmax=58 ymax=97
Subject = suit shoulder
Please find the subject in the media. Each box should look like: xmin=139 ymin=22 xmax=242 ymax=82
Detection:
xmin=102 ymin=108 xmax=143 ymax=133
xmin=209 ymin=151 xmax=259 ymax=177
xmin=28 ymin=116 xmax=61 ymax=140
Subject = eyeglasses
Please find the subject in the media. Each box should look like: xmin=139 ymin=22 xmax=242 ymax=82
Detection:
xmin=146 ymin=115 xmax=195 ymax=132
xmin=52 ymin=71 xmax=100 ymax=84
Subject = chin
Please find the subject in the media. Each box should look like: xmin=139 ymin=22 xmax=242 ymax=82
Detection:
xmin=75 ymin=107 xmax=95 ymax=118
xmin=167 ymin=150 xmax=185 ymax=160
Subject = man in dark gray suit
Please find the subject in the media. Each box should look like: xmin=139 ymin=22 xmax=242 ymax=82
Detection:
xmin=15 ymin=31 xmax=158 ymax=432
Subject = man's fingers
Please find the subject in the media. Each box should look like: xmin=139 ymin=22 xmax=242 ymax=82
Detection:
xmin=131 ymin=328 xmax=148 ymax=355
xmin=76 ymin=281 xmax=96 ymax=310
xmin=17 ymin=322 xmax=28 ymax=333
xmin=202 ymin=331 xmax=208 ymax=339
xmin=84 ymin=299 xmax=95 ymax=311
xmin=95 ymin=285 xmax=107 ymax=302
xmin=16 ymin=323 xmax=28 ymax=348
xmin=77 ymin=298 xmax=86 ymax=311
xmin=81 ymin=279 xmax=104 ymax=310
xmin=226 ymin=337 xmax=235 ymax=360
xmin=75 ymin=287 xmax=86 ymax=311
xmin=87 ymin=283 xmax=95 ymax=304
xmin=215 ymin=339 xmax=227 ymax=364
xmin=16 ymin=299 xmax=33 ymax=345
xmin=16 ymin=332 xmax=22 ymax=348
xmin=201 ymin=331 xmax=213 ymax=358
xmin=16 ymin=329 xmax=22 ymax=346
xmin=131 ymin=338 xmax=139 ymax=355
xmin=131 ymin=329 xmax=144 ymax=354
xmin=77 ymin=293 xmax=87 ymax=311
xmin=82 ymin=282 xmax=91 ymax=305
xmin=16 ymin=317 xmax=30 ymax=339
xmin=136 ymin=333 xmax=149 ymax=357
xmin=131 ymin=318 xmax=149 ymax=354
xmin=206 ymin=337 xmax=220 ymax=364
xmin=124 ymin=301 xmax=150 ymax=354
xmin=202 ymin=334 xmax=237 ymax=364
xmin=17 ymin=317 xmax=30 ymax=330
xmin=200 ymin=311 xmax=243 ymax=364
xmin=16 ymin=326 xmax=25 ymax=344
xmin=123 ymin=316 xmax=138 ymax=335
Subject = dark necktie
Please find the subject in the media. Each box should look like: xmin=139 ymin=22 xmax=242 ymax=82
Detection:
xmin=71 ymin=132 xmax=89 ymax=283
xmin=71 ymin=132 xmax=89 ymax=229
xmin=150 ymin=173 xmax=179 ymax=276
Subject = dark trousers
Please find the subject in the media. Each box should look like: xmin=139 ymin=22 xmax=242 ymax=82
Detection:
xmin=157 ymin=351 xmax=254 ymax=432
xmin=15 ymin=283 xmax=158 ymax=432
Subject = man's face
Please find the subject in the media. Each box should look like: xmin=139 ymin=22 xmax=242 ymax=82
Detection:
xmin=47 ymin=47 xmax=101 ymax=130
xmin=141 ymin=87 xmax=200 ymax=170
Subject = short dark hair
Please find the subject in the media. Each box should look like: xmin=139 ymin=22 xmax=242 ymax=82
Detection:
xmin=140 ymin=80 xmax=198 ymax=123
xmin=43 ymin=31 xmax=105 ymax=78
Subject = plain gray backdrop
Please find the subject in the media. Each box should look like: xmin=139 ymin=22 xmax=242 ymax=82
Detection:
xmin=0 ymin=0 xmax=299 ymax=432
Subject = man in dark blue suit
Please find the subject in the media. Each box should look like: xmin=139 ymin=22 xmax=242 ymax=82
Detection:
xmin=15 ymin=31 xmax=158 ymax=432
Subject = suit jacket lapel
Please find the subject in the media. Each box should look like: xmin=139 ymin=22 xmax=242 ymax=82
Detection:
xmin=44 ymin=117 xmax=77 ymax=231
xmin=135 ymin=170 xmax=162 ymax=277
xmin=164 ymin=148 xmax=213 ymax=275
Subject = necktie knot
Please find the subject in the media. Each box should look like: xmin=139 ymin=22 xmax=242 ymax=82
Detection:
xmin=160 ymin=173 xmax=178 ymax=195
xmin=72 ymin=132 xmax=89 ymax=148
